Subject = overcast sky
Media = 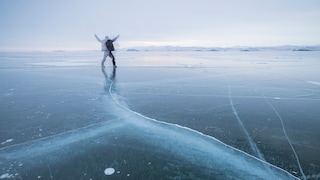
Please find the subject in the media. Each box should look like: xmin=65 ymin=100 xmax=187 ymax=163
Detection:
xmin=0 ymin=0 xmax=319 ymax=51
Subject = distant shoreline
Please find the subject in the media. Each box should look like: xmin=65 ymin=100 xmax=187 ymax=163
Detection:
xmin=1 ymin=45 xmax=319 ymax=53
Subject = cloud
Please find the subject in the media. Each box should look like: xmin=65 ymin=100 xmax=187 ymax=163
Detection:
xmin=0 ymin=0 xmax=319 ymax=51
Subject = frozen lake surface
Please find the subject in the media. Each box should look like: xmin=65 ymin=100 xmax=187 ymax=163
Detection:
xmin=0 ymin=50 xmax=319 ymax=179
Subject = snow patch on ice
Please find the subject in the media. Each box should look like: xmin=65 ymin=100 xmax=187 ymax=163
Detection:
xmin=307 ymin=81 xmax=320 ymax=86
xmin=0 ymin=173 xmax=14 ymax=179
xmin=28 ymin=62 xmax=92 ymax=67
xmin=1 ymin=139 xmax=14 ymax=145
xmin=104 ymin=168 xmax=115 ymax=175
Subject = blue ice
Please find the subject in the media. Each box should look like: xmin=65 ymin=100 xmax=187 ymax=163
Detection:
xmin=2 ymin=50 xmax=320 ymax=179
xmin=0 ymin=66 xmax=298 ymax=180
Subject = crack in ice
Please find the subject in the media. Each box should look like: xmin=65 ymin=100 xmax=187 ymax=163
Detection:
xmin=264 ymin=96 xmax=306 ymax=180
xmin=0 ymin=67 xmax=300 ymax=179
xmin=228 ymin=85 xmax=265 ymax=161
xmin=106 ymin=75 xmax=298 ymax=179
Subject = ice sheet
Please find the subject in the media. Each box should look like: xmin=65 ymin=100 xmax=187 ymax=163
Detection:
xmin=1 ymin=50 xmax=320 ymax=179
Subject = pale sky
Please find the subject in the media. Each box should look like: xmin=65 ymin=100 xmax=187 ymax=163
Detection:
xmin=0 ymin=0 xmax=319 ymax=51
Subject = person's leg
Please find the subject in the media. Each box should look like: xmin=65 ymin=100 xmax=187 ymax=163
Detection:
xmin=101 ymin=51 xmax=107 ymax=67
xmin=109 ymin=51 xmax=116 ymax=67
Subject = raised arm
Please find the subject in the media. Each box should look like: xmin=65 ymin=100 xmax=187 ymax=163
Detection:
xmin=112 ymin=35 xmax=120 ymax=42
xmin=94 ymin=34 xmax=102 ymax=42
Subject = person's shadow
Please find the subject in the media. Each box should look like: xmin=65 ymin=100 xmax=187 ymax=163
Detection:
xmin=101 ymin=66 xmax=117 ymax=94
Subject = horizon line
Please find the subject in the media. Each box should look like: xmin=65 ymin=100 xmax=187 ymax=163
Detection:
xmin=0 ymin=44 xmax=319 ymax=52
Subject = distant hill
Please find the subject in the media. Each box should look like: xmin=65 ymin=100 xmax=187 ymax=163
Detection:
xmin=123 ymin=45 xmax=320 ymax=52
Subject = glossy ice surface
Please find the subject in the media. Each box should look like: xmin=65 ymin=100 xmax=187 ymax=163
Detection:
xmin=1 ymin=50 xmax=319 ymax=179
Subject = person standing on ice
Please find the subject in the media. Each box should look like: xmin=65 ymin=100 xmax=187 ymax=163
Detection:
xmin=95 ymin=34 xmax=119 ymax=67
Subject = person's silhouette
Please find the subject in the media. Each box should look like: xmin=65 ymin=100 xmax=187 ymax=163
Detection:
xmin=95 ymin=34 xmax=119 ymax=67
